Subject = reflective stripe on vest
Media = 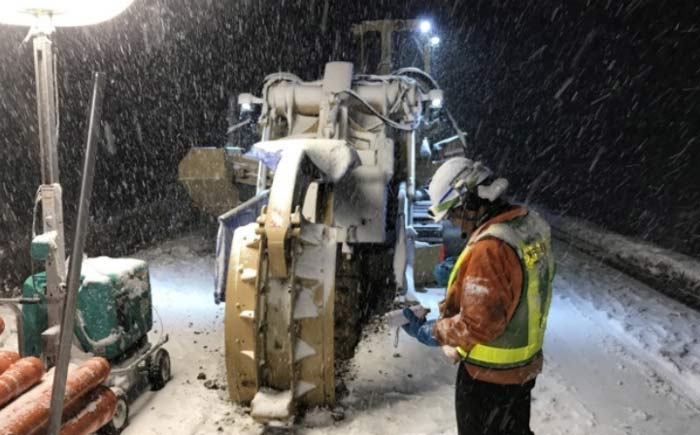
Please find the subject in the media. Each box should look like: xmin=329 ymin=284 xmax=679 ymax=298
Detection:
xmin=446 ymin=210 xmax=555 ymax=368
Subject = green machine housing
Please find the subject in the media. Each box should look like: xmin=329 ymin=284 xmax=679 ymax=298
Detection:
xmin=23 ymin=257 xmax=153 ymax=362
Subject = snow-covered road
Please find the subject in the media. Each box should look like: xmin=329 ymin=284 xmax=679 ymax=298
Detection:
xmin=533 ymin=242 xmax=699 ymax=435
xmin=2 ymin=234 xmax=697 ymax=434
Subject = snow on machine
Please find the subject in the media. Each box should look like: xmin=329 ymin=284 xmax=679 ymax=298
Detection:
xmin=205 ymin=61 xmax=454 ymax=421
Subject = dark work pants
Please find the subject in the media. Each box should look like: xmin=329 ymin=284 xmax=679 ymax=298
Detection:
xmin=455 ymin=363 xmax=536 ymax=435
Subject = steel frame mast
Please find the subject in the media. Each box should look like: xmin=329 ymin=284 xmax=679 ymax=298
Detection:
xmin=32 ymin=21 xmax=67 ymax=367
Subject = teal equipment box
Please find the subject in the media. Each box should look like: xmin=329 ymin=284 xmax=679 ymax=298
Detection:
xmin=22 ymin=257 xmax=153 ymax=362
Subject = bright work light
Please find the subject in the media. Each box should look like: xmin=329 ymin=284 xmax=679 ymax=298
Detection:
xmin=238 ymin=92 xmax=263 ymax=113
xmin=430 ymin=36 xmax=441 ymax=46
xmin=0 ymin=0 xmax=135 ymax=27
xmin=419 ymin=20 xmax=431 ymax=34
xmin=428 ymin=89 xmax=444 ymax=109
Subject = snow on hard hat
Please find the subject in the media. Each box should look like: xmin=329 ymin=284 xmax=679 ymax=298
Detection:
xmin=427 ymin=157 xmax=508 ymax=222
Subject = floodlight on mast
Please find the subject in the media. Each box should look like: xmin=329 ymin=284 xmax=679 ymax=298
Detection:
xmin=0 ymin=0 xmax=135 ymax=29
xmin=0 ymin=2 xmax=135 ymax=434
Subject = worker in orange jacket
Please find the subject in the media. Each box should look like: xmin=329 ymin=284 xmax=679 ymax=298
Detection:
xmin=402 ymin=157 xmax=555 ymax=435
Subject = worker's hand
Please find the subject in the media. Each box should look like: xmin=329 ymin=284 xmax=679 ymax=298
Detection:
xmin=401 ymin=307 xmax=425 ymax=334
xmin=402 ymin=308 xmax=440 ymax=347
xmin=441 ymin=345 xmax=460 ymax=364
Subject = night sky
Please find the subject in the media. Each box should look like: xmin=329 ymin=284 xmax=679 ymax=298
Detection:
xmin=0 ymin=0 xmax=699 ymax=289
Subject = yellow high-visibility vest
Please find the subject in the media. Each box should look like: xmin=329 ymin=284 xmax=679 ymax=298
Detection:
xmin=447 ymin=210 xmax=555 ymax=368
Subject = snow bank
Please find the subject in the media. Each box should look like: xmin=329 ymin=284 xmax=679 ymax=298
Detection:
xmin=550 ymin=240 xmax=700 ymax=432
xmin=544 ymin=211 xmax=700 ymax=309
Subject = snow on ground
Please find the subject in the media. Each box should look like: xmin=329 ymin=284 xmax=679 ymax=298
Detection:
xmin=301 ymin=240 xmax=700 ymax=435
xmin=121 ymin=234 xmax=262 ymax=435
xmin=1 ymin=232 xmax=698 ymax=435
xmin=550 ymin=213 xmax=700 ymax=285
xmin=534 ymin=241 xmax=699 ymax=435
xmin=543 ymin=210 xmax=700 ymax=307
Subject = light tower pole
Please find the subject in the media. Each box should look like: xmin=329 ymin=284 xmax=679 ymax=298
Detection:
xmin=31 ymin=20 xmax=67 ymax=367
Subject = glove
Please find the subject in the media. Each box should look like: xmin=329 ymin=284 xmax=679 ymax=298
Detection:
xmin=401 ymin=308 xmax=440 ymax=347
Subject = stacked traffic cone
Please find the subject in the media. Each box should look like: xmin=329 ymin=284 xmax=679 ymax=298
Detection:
xmin=0 ymin=315 xmax=117 ymax=435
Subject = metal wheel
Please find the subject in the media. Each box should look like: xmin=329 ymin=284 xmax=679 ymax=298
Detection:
xmin=98 ymin=389 xmax=129 ymax=434
xmin=148 ymin=348 xmax=171 ymax=391
xmin=225 ymin=151 xmax=339 ymax=419
xmin=224 ymin=222 xmax=262 ymax=403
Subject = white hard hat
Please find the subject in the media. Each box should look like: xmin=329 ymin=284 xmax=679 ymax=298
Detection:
xmin=427 ymin=157 xmax=508 ymax=222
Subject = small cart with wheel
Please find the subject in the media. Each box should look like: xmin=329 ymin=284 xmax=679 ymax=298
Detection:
xmin=18 ymin=256 xmax=172 ymax=434
xmin=99 ymin=334 xmax=171 ymax=434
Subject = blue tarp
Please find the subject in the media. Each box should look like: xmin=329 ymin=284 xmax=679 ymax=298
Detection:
xmin=214 ymin=191 xmax=269 ymax=304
